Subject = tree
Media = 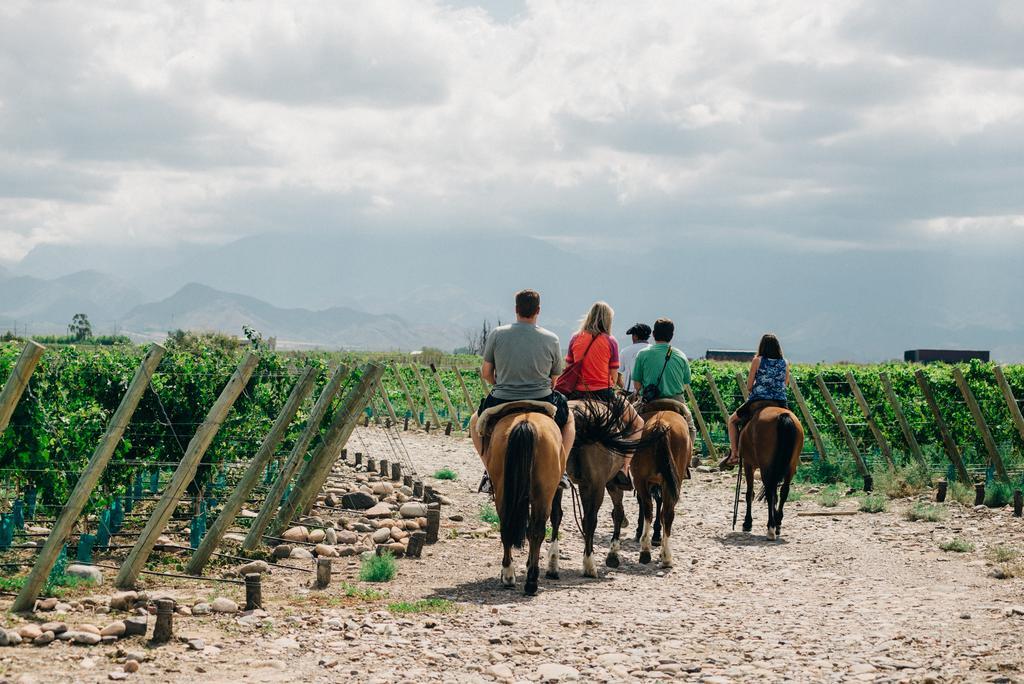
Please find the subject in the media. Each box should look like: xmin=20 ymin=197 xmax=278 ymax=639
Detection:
xmin=464 ymin=319 xmax=498 ymax=356
xmin=67 ymin=313 xmax=92 ymax=341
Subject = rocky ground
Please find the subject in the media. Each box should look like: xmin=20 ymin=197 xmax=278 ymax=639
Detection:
xmin=2 ymin=426 xmax=1024 ymax=683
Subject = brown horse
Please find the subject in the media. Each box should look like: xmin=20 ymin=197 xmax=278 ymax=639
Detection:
xmin=739 ymin=405 xmax=804 ymax=540
xmin=547 ymin=398 xmax=651 ymax=578
xmin=632 ymin=405 xmax=692 ymax=568
xmin=485 ymin=408 xmax=565 ymax=595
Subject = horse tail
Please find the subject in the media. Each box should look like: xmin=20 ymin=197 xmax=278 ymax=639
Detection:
xmin=758 ymin=412 xmax=797 ymax=502
xmin=500 ymin=419 xmax=534 ymax=549
xmin=653 ymin=425 xmax=679 ymax=502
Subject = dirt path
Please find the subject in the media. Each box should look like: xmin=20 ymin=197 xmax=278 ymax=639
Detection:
xmin=3 ymin=427 xmax=1024 ymax=683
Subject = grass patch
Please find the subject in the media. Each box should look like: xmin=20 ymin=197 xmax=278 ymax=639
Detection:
xmin=988 ymin=545 xmax=1021 ymax=564
xmin=874 ymin=462 xmax=932 ymax=499
xmin=433 ymin=467 xmax=458 ymax=481
xmin=0 ymin=573 xmax=88 ymax=598
xmin=817 ymin=486 xmax=841 ymax=508
xmin=939 ymin=538 xmax=975 ymax=553
xmin=948 ymin=481 xmax=974 ymax=506
xmin=859 ymin=493 xmax=888 ymax=513
xmin=904 ymin=502 xmax=946 ymax=522
xmin=479 ymin=504 xmax=500 ymax=526
xmin=342 ymin=582 xmax=386 ymax=601
xmin=387 ymin=598 xmax=456 ymax=614
xmin=786 ymin=488 xmax=805 ymax=502
xmin=984 ymin=480 xmax=1014 ymax=508
xmin=358 ymin=552 xmax=397 ymax=583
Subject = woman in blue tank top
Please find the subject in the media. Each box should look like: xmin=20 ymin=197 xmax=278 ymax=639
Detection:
xmin=720 ymin=333 xmax=790 ymax=469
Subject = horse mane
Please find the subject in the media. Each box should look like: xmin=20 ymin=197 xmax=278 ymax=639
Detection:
xmin=572 ymin=396 xmax=667 ymax=454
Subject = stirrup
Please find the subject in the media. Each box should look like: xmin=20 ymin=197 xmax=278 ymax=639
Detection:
xmin=559 ymin=473 xmax=570 ymax=490
xmin=718 ymin=449 xmax=738 ymax=470
xmin=478 ymin=473 xmax=493 ymax=494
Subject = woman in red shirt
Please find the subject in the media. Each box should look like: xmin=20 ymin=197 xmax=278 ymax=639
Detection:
xmin=563 ymin=302 xmax=644 ymax=481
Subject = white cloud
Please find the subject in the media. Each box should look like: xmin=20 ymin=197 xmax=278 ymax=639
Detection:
xmin=0 ymin=0 xmax=1023 ymax=262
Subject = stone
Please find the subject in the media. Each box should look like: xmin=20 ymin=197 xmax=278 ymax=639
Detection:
xmin=390 ymin=526 xmax=407 ymax=540
xmin=65 ymin=563 xmax=103 ymax=584
xmin=78 ymin=623 xmax=101 ymax=634
xmin=324 ymin=528 xmax=337 ymax=545
xmin=364 ymin=502 xmax=393 ymax=518
xmin=400 ymin=502 xmax=428 ymax=519
xmin=273 ymin=544 xmax=293 ymax=559
xmin=187 ymin=638 xmax=205 ymax=651
xmin=486 ymin=663 xmax=515 ymax=680
xmin=123 ymin=617 xmax=148 ymax=637
xmin=238 ymin=560 xmax=271 ymax=575
xmin=372 ymin=528 xmax=392 ymax=544
xmin=270 ymin=636 xmax=300 ymax=650
xmin=211 ymin=597 xmax=238 ymax=613
xmin=537 ymin=663 xmax=580 ymax=681
xmin=100 ymin=622 xmax=126 ymax=637
xmin=290 ymin=547 xmax=313 ymax=560
xmin=314 ymin=543 xmax=338 ymax=557
xmin=372 ymin=482 xmax=393 ymax=496
xmin=385 ymin=542 xmax=406 ymax=557
xmin=18 ymin=624 xmax=43 ymax=640
xmin=41 ymin=621 xmax=67 ymax=634
xmin=33 ymin=631 xmax=56 ymax=646
xmin=595 ymin=653 xmax=631 ymax=668
xmin=191 ymin=602 xmax=211 ymax=616
xmin=37 ymin=597 xmax=59 ymax=611
xmin=109 ymin=671 xmax=128 ymax=681
xmin=281 ymin=526 xmax=309 ymax=543
xmin=71 ymin=631 xmax=102 ymax=645
xmin=0 ymin=630 xmax=22 ymax=646
xmin=340 ymin=492 xmax=376 ymax=510
xmin=337 ymin=545 xmax=359 ymax=557
xmin=124 ymin=660 xmax=140 ymax=674
xmin=336 ymin=531 xmax=359 ymax=545
xmin=308 ymin=528 xmax=326 ymax=544
xmin=110 ymin=591 xmax=138 ymax=611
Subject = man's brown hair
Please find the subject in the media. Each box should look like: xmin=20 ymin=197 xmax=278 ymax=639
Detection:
xmin=515 ymin=289 xmax=541 ymax=318
xmin=652 ymin=317 xmax=674 ymax=342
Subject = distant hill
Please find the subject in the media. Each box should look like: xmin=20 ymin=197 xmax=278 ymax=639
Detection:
xmin=120 ymin=283 xmax=464 ymax=350
xmin=0 ymin=270 xmax=143 ymax=331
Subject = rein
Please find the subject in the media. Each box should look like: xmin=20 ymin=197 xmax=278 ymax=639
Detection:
xmin=568 ymin=480 xmax=585 ymax=537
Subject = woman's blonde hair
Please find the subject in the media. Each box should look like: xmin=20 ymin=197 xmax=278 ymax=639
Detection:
xmin=579 ymin=301 xmax=614 ymax=336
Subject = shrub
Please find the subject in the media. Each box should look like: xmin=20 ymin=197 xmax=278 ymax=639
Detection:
xmin=342 ymin=582 xmax=386 ymax=600
xmin=988 ymin=545 xmax=1020 ymax=564
xmin=479 ymin=504 xmax=499 ymax=526
xmin=904 ymin=502 xmax=945 ymax=522
xmin=939 ymin=538 xmax=974 ymax=553
xmin=875 ymin=462 xmax=932 ymax=499
xmin=817 ymin=486 xmax=841 ymax=508
xmin=387 ymin=598 xmax=455 ymax=614
xmin=433 ymin=467 xmax=458 ymax=481
xmin=984 ymin=480 xmax=1014 ymax=508
xmin=359 ymin=552 xmax=397 ymax=582
xmin=859 ymin=494 xmax=888 ymax=513
xmin=948 ymin=481 xmax=974 ymax=506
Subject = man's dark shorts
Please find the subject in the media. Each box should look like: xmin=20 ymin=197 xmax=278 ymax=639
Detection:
xmin=478 ymin=392 xmax=570 ymax=428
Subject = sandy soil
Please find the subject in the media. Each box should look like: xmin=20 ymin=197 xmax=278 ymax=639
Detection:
xmin=2 ymin=425 xmax=1023 ymax=683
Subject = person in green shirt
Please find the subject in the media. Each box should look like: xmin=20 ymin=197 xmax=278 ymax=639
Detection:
xmin=631 ymin=318 xmax=697 ymax=448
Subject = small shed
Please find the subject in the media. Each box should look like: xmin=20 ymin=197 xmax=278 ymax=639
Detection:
xmin=705 ymin=349 xmax=756 ymax=362
xmin=904 ymin=349 xmax=990 ymax=364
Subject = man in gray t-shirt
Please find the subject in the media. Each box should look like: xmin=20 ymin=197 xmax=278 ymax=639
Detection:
xmin=471 ymin=290 xmax=575 ymax=490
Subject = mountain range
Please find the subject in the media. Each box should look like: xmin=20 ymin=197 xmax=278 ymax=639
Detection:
xmin=2 ymin=232 xmax=1022 ymax=361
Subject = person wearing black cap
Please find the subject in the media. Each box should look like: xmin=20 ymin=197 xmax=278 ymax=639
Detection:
xmin=618 ymin=323 xmax=652 ymax=393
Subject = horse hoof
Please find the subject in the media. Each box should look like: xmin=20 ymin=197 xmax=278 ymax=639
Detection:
xmin=524 ymin=582 xmax=538 ymax=596
xmin=776 ymin=526 xmax=782 ymax=538
xmin=651 ymin=537 xmax=661 ymax=548
xmin=639 ymin=551 xmax=652 ymax=565
xmin=545 ymin=571 xmax=559 ymax=580
xmin=766 ymin=528 xmax=776 ymax=541
xmin=742 ymin=523 xmax=752 ymax=533
xmin=605 ymin=553 xmax=620 ymax=568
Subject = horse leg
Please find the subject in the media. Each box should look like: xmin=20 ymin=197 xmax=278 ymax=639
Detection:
xmin=742 ymin=462 xmax=754 ymax=533
xmin=524 ymin=504 xmax=548 ymax=596
xmin=605 ymin=486 xmax=624 ymax=568
xmin=637 ymin=481 xmax=654 ymax=565
xmin=500 ymin=544 xmax=515 ymax=588
xmin=546 ymin=488 xmax=563 ymax=580
xmin=777 ymin=478 xmax=790 ymax=538
xmin=581 ymin=486 xmax=603 ymax=578
xmin=633 ymin=488 xmax=645 ymax=542
xmin=765 ymin=475 xmax=777 ymax=541
xmin=659 ymin=493 xmax=676 ymax=568
xmin=651 ymin=485 xmax=662 ymax=547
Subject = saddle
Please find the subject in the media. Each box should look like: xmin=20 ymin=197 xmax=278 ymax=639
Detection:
xmin=476 ymin=400 xmax=557 ymax=439
xmin=638 ymin=398 xmax=690 ymax=418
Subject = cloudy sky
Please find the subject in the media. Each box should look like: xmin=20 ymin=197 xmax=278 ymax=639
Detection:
xmin=1 ymin=0 xmax=1022 ymax=264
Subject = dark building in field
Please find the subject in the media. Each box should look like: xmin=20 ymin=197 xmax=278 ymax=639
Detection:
xmin=705 ymin=349 xmax=756 ymax=362
xmin=904 ymin=349 xmax=990 ymax=364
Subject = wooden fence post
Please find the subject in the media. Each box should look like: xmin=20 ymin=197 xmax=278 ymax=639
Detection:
xmin=429 ymin=363 xmax=461 ymax=433
xmin=376 ymin=380 xmax=400 ymax=426
xmin=788 ymin=376 xmax=828 ymax=461
xmin=878 ymin=372 xmax=926 ymax=465
xmin=12 ymin=344 xmax=166 ymax=612
xmin=242 ymin=364 xmax=350 ymax=551
xmin=0 ymin=340 xmax=46 ymax=434
xmin=410 ymin=363 xmax=442 ymax=428
xmin=684 ymin=385 xmax=718 ymax=461
xmin=734 ymin=371 xmax=749 ymax=401
xmin=994 ymin=366 xmax=1024 ymax=446
xmin=915 ymin=370 xmax=971 ymax=483
xmin=453 ymin=366 xmax=476 ymax=416
xmin=846 ymin=371 xmax=895 ymax=469
xmin=272 ymin=364 xmax=384 ymax=531
xmin=390 ymin=363 xmax=422 ymax=428
xmin=186 ymin=366 xmax=318 ymax=574
xmin=815 ymin=375 xmax=869 ymax=477
xmin=953 ymin=367 xmax=1008 ymax=482
xmin=705 ymin=371 xmax=731 ymax=424
xmin=115 ymin=352 xmax=259 ymax=588
xmin=477 ymin=368 xmax=491 ymax=397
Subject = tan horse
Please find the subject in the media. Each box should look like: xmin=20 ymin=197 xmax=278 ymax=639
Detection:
xmin=631 ymin=405 xmax=692 ymax=568
xmin=739 ymin=405 xmax=804 ymax=540
xmin=485 ymin=408 xmax=566 ymax=595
